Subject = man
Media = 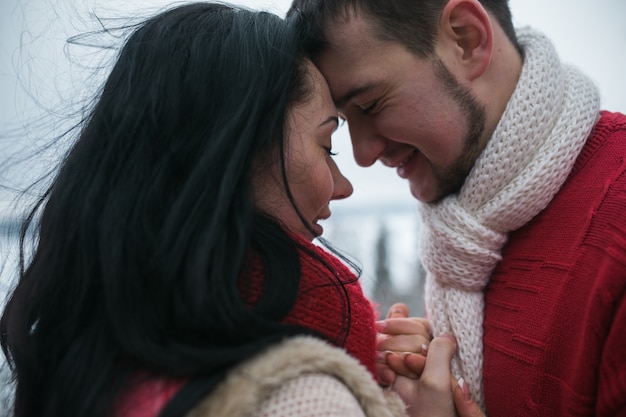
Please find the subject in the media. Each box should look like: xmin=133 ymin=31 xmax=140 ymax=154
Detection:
xmin=288 ymin=0 xmax=626 ymax=415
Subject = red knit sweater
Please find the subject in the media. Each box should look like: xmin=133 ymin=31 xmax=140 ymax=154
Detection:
xmin=483 ymin=111 xmax=626 ymax=416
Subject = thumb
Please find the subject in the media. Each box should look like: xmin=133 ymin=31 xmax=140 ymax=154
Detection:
xmin=454 ymin=378 xmax=485 ymax=417
xmin=386 ymin=303 xmax=409 ymax=319
xmin=421 ymin=335 xmax=457 ymax=384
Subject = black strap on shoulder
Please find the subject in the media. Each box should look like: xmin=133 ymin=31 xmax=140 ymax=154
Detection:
xmin=157 ymin=372 xmax=225 ymax=417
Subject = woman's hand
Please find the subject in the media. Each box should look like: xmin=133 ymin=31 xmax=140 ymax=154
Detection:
xmin=376 ymin=303 xmax=485 ymax=417
xmin=376 ymin=303 xmax=432 ymax=386
xmin=391 ymin=338 xmax=486 ymax=417
xmin=391 ymin=335 xmax=458 ymax=417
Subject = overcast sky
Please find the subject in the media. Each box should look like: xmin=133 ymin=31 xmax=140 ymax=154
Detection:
xmin=1 ymin=0 xmax=625 ymax=218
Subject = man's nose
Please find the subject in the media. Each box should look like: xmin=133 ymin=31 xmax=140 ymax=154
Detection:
xmin=347 ymin=117 xmax=386 ymax=167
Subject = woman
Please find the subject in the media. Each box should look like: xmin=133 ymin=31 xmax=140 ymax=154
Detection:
xmin=0 ymin=3 xmax=472 ymax=417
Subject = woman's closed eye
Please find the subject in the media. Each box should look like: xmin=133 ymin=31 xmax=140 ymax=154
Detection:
xmin=324 ymin=146 xmax=338 ymax=157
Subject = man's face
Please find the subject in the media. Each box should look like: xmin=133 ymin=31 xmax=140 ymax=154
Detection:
xmin=315 ymin=14 xmax=487 ymax=203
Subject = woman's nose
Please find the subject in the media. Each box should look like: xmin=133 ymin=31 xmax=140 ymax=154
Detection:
xmin=330 ymin=159 xmax=353 ymax=200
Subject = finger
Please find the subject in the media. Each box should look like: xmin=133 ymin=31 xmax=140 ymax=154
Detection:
xmin=453 ymin=377 xmax=485 ymax=417
xmin=403 ymin=352 xmax=427 ymax=376
xmin=385 ymin=351 xmax=420 ymax=379
xmin=377 ymin=333 xmax=431 ymax=355
xmin=420 ymin=335 xmax=457 ymax=388
xmin=376 ymin=362 xmax=396 ymax=387
xmin=376 ymin=317 xmax=432 ymax=337
xmin=386 ymin=303 xmax=409 ymax=318
xmin=393 ymin=369 xmax=457 ymax=417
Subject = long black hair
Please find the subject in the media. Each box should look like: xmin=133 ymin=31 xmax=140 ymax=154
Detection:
xmin=1 ymin=3 xmax=355 ymax=417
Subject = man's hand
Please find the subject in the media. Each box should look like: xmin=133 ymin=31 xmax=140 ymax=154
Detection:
xmin=392 ymin=336 xmax=486 ymax=417
xmin=376 ymin=303 xmax=432 ymax=385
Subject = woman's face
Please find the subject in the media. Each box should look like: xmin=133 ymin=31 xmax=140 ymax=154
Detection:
xmin=254 ymin=61 xmax=353 ymax=240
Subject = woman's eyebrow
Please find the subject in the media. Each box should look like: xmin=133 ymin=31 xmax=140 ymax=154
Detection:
xmin=319 ymin=115 xmax=339 ymax=127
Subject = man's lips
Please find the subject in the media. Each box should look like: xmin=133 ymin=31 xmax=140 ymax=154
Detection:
xmin=391 ymin=149 xmax=419 ymax=179
xmin=381 ymin=148 xmax=418 ymax=168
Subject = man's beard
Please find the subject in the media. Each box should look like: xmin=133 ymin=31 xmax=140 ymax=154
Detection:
xmin=428 ymin=57 xmax=487 ymax=203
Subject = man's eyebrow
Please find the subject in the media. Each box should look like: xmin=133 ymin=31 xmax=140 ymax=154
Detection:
xmin=334 ymin=83 xmax=377 ymax=109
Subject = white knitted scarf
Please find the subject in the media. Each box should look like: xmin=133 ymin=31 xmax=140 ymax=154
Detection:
xmin=420 ymin=28 xmax=600 ymax=411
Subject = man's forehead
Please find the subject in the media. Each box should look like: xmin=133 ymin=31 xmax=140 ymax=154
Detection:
xmin=317 ymin=61 xmax=379 ymax=109
xmin=314 ymin=18 xmax=385 ymax=105
xmin=314 ymin=48 xmax=355 ymax=106
xmin=323 ymin=10 xmax=377 ymax=46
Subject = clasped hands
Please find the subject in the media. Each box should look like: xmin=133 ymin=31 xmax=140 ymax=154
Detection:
xmin=375 ymin=303 xmax=484 ymax=417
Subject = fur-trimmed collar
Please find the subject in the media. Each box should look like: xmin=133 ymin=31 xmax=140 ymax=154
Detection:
xmin=188 ymin=336 xmax=407 ymax=417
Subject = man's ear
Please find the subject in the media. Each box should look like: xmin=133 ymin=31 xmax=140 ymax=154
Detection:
xmin=438 ymin=0 xmax=493 ymax=81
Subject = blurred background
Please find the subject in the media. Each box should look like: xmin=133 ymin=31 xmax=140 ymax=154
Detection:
xmin=1 ymin=0 xmax=625 ymax=412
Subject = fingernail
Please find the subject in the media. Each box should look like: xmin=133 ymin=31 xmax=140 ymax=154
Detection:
xmin=458 ymin=377 xmax=471 ymax=401
xmin=390 ymin=307 xmax=401 ymax=316
xmin=375 ymin=350 xmax=389 ymax=362
xmin=386 ymin=351 xmax=400 ymax=358
xmin=421 ymin=343 xmax=429 ymax=356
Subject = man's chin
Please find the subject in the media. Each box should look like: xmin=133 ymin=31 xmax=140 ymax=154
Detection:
xmin=409 ymin=181 xmax=437 ymax=204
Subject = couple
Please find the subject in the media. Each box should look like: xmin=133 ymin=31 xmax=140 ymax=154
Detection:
xmin=1 ymin=1 xmax=624 ymax=417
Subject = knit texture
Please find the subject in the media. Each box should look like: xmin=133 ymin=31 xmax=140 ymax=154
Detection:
xmin=243 ymin=232 xmax=378 ymax=377
xmin=257 ymin=374 xmax=367 ymax=417
xmin=420 ymin=27 xmax=600 ymax=410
